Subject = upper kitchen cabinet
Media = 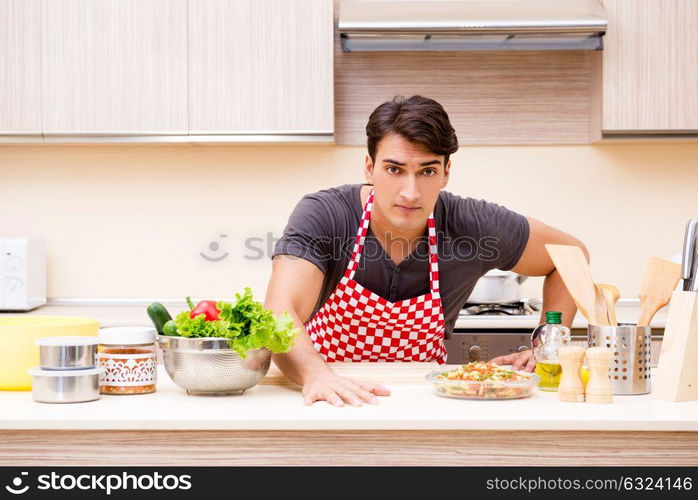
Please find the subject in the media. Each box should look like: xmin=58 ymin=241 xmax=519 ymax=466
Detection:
xmin=0 ymin=0 xmax=41 ymax=135
xmin=42 ymin=0 xmax=188 ymax=134
xmin=188 ymin=0 xmax=334 ymax=137
xmin=334 ymin=0 xmax=605 ymax=145
xmin=603 ymin=0 xmax=698 ymax=133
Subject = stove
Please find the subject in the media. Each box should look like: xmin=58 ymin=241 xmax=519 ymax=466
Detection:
xmin=460 ymin=299 xmax=542 ymax=317
xmin=445 ymin=299 xmax=543 ymax=364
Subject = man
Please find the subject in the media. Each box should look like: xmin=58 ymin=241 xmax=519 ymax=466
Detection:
xmin=264 ymin=95 xmax=587 ymax=407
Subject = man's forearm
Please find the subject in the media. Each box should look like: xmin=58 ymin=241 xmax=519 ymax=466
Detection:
xmin=264 ymin=303 xmax=331 ymax=386
xmin=538 ymin=269 xmax=578 ymax=328
xmin=272 ymin=326 xmax=332 ymax=386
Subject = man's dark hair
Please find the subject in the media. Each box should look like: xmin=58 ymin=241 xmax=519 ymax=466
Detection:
xmin=366 ymin=95 xmax=459 ymax=166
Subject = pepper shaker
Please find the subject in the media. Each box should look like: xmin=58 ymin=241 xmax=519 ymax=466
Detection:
xmin=585 ymin=347 xmax=613 ymax=404
xmin=558 ymin=345 xmax=585 ymax=402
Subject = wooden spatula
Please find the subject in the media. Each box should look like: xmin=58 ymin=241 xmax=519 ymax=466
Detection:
xmin=637 ymin=257 xmax=682 ymax=327
xmin=545 ymin=244 xmax=606 ymax=326
xmin=596 ymin=284 xmax=621 ymax=326
xmin=594 ymin=285 xmax=611 ymax=326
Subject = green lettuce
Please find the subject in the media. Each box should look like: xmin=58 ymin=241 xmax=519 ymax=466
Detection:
xmin=174 ymin=310 xmax=229 ymax=338
xmin=174 ymin=288 xmax=298 ymax=358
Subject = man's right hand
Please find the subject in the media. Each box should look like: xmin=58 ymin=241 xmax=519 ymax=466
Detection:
xmin=265 ymin=256 xmax=391 ymax=408
xmin=302 ymin=368 xmax=391 ymax=407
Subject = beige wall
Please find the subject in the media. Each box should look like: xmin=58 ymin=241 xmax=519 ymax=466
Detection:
xmin=1 ymin=141 xmax=697 ymax=301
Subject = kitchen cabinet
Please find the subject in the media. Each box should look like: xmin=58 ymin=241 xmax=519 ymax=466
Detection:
xmin=42 ymin=0 xmax=188 ymax=134
xmin=1 ymin=0 xmax=333 ymax=141
xmin=603 ymin=0 xmax=698 ymax=133
xmin=333 ymin=0 xmax=603 ymax=145
xmin=335 ymin=49 xmax=603 ymax=145
xmin=188 ymin=0 xmax=334 ymax=136
xmin=0 ymin=0 xmax=41 ymax=135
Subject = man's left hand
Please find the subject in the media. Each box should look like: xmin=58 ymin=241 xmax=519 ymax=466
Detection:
xmin=490 ymin=349 xmax=536 ymax=372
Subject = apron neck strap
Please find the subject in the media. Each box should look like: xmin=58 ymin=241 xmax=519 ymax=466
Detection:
xmin=344 ymin=189 xmax=440 ymax=294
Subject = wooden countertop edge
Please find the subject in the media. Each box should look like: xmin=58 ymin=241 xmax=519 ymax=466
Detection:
xmin=2 ymin=429 xmax=697 ymax=466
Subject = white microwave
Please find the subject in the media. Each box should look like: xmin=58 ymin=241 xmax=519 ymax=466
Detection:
xmin=0 ymin=238 xmax=46 ymax=311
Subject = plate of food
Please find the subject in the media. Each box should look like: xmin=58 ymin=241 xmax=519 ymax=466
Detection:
xmin=426 ymin=361 xmax=539 ymax=400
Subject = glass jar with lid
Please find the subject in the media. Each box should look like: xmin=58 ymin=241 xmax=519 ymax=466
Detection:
xmin=97 ymin=327 xmax=157 ymax=395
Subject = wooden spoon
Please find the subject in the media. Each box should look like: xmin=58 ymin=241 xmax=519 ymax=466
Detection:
xmin=596 ymin=283 xmax=621 ymax=326
xmin=637 ymin=257 xmax=682 ymax=327
xmin=545 ymin=244 xmax=606 ymax=326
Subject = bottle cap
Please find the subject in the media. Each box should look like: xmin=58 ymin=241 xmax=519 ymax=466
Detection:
xmin=545 ymin=311 xmax=562 ymax=324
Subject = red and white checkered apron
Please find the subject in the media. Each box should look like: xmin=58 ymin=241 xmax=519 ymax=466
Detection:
xmin=305 ymin=189 xmax=447 ymax=363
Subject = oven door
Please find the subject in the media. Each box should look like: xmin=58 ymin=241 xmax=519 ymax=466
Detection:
xmin=444 ymin=329 xmax=533 ymax=364
xmin=445 ymin=329 xmax=661 ymax=366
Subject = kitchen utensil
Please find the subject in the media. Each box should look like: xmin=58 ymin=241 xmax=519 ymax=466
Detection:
xmin=28 ymin=366 xmax=103 ymax=403
xmin=0 ymin=316 xmax=100 ymax=390
xmin=584 ymin=347 xmax=613 ymax=403
xmin=425 ymin=365 xmax=539 ymax=400
xmin=637 ymin=257 xmax=682 ymax=326
xmin=594 ymin=287 xmax=610 ymax=326
xmin=588 ymin=324 xmax=651 ymax=395
xmin=596 ymin=283 xmax=620 ymax=326
xmin=158 ymin=336 xmax=271 ymax=394
xmin=545 ymin=244 xmax=606 ymax=325
xmin=557 ymin=345 xmax=585 ymax=402
xmin=681 ymin=219 xmax=698 ymax=291
xmin=468 ymin=270 xmax=528 ymax=304
xmin=652 ymin=290 xmax=698 ymax=402
xmin=37 ymin=336 xmax=98 ymax=370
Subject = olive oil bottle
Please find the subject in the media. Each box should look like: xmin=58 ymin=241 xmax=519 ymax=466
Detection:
xmin=532 ymin=311 xmax=571 ymax=392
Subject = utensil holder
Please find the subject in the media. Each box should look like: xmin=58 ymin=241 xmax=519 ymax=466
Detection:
xmin=652 ymin=291 xmax=698 ymax=402
xmin=587 ymin=324 xmax=652 ymax=395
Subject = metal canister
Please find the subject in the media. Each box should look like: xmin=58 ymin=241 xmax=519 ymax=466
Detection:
xmin=587 ymin=324 xmax=652 ymax=395
xmin=28 ymin=367 xmax=103 ymax=403
xmin=37 ymin=336 xmax=98 ymax=370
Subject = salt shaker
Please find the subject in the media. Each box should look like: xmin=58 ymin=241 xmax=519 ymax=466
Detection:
xmin=585 ymin=347 xmax=613 ymax=404
xmin=558 ymin=345 xmax=585 ymax=402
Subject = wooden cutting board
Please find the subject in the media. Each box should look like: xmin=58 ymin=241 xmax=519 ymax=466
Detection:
xmin=261 ymin=362 xmax=441 ymax=386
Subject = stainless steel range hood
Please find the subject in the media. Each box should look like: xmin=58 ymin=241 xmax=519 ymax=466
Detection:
xmin=339 ymin=0 xmax=608 ymax=52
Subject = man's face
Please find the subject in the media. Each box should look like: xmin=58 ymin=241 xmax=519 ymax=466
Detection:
xmin=364 ymin=132 xmax=450 ymax=233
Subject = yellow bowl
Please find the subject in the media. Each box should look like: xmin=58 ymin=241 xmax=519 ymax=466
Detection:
xmin=0 ymin=316 xmax=100 ymax=391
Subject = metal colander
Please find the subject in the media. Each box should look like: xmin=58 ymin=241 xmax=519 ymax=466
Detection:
xmin=158 ymin=336 xmax=271 ymax=395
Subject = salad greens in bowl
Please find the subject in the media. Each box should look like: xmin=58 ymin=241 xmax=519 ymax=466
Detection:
xmin=147 ymin=288 xmax=298 ymax=394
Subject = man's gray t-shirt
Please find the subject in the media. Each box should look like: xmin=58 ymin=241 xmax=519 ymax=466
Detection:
xmin=272 ymin=184 xmax=530 ymax=336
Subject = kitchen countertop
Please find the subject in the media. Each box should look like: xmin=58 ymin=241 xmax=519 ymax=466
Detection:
xmin=1 ymin=363 xmax=695 ymax=432
xmin=0 ymin=298 xmax=669 ymax=329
